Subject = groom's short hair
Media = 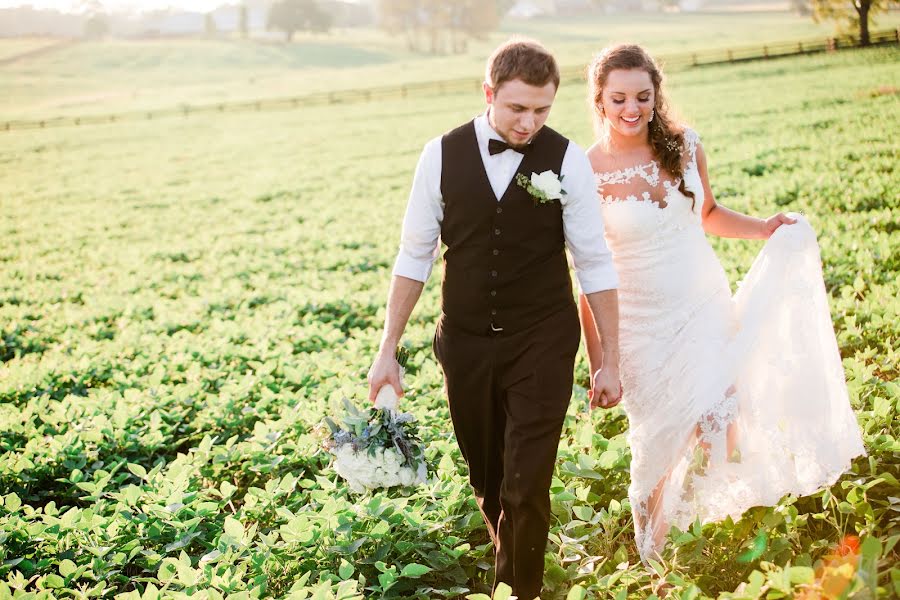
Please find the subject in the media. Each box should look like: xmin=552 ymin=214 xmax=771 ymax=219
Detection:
xmin=486 ymin=38 xmax=560 ymax=92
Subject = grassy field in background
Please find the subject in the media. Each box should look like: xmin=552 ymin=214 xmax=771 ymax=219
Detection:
xmin=2 ymin=11 xmax=900 ymax=119
xmin=1 ymin=33 xmax=898 ymax=599
xmin=0 ymin=37 xmax=65 ymax=61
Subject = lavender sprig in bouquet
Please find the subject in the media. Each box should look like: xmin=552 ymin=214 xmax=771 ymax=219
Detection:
xmin=324 ymin=348 xmax=427 ymax=493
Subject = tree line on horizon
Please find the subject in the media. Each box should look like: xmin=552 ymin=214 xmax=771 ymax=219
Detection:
xmin=4 ymin=0 xmax=896 ymax=52
xmin=238 ymin=0 xmax=900 ymax=52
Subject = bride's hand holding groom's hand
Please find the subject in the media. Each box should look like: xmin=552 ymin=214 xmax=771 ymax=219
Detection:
xmin=590 ymin=364 xmax=623 ymax=410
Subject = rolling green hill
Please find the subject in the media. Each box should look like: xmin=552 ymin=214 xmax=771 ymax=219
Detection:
xmin=2 ymin=12 xmax=898 ymax=119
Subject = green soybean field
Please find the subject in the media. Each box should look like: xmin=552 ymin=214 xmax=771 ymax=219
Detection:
xmin=0 ymin=33 xmax=898 ymax=599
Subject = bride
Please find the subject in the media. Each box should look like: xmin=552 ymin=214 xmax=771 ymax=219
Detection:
xmin=579 ymin=44 xmax=866 ymax=561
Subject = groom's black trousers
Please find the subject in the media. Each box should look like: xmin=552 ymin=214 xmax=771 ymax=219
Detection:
xmin=433 ymin=306 xmax=580 ymax=600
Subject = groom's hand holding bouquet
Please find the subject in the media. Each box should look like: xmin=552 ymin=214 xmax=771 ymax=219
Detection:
xmin=324 ymin=346 xmax=427 ymax=493
xmin=367 ymin=342 xmax=405 ymax=406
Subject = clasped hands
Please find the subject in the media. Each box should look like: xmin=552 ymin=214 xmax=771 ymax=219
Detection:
xmin=589 ymin=365 xmax=623 ymax=410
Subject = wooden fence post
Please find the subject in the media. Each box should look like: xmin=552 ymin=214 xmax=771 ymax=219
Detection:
xmin=827 ymin=37 xmax=836 ymax=52
xmin=763 ymin=45 xmax=769 ymax=58
xmin=727 ymin=49 xmax=733 ymax=62
xmin=692 ymin=53 xmax=698 ymax=66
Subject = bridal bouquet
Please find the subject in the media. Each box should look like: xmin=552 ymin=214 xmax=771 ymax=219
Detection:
xmin=324 ymin=348 xmax=427 ymax=493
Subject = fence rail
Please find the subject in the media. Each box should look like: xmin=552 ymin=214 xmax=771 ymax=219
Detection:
xmin=3 ymin=28 xmax=898 ymax=133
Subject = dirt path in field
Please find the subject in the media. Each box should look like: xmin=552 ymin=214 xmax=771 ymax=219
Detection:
xmin=0 ymin=38 xmax=80 ymax=66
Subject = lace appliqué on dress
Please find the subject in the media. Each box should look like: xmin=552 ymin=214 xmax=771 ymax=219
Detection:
xmin=632 ymin=386 xmax=742 ymax=563
xmin=595 ymin=160 xmax=660 ymax=187
xmin=697 ymin=388 xmax=740 ymax=466
xmin=594 ymin=129 xmax=701 ymax=209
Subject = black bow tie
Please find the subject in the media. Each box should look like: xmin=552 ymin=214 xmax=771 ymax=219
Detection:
xmin=488 ymin=138 xmax=532 ymax=156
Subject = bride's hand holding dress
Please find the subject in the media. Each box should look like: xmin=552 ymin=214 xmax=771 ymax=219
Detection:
xmin=692 ymin=140 xmax=796 ymax=240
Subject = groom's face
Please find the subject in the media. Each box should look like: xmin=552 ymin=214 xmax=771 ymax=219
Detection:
xmin=484 ymin=79 xmax=557 ymax=150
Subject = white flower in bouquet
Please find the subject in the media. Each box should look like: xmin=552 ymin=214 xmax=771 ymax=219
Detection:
xmin=332 ymin=439 xmax=425 ymax=493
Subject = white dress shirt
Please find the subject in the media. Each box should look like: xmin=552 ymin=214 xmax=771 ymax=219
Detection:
xmin=392 ymin=112 xmax=618 ymax=294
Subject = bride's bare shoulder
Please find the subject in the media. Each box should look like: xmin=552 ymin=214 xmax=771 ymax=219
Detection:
xmin=586 ymin=142 xmax=613 ymax=174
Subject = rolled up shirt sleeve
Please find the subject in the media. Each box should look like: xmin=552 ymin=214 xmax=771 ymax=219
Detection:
xmin=392 ymin=137 xmax=444 ymax=282
xmin=560 ymin=141 xmax=619 ymax=294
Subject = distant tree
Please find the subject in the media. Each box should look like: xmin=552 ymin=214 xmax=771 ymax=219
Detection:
xmin=239 ymin=4 xmax=249 ymax=38
xmin=83 ymin=13 xmax=109 ymax=39
xmin=376 ymin=0 xmax=503 ymax=54
xmin=460 ymin=0 xmax=500 ymax=39
xmin=205 ymin=12 xmax=218 ymax=36
xmin=376 ymin=0 xmax=418 ymax=50
xmin=267 ymin=0 xmax=332 ymax=41
xmin=810 ymin=0 xmax=899 ymax=45
xmin=790 ymin=0 xmax=812 ymax=15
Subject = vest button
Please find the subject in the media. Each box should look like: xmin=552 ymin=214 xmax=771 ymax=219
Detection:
xmin=490 ymin=290 xmax=497 ymax=296
xmin=494 ymin=228 xmax=501 ymax=236
xmin=491 ymin=270 xmax=498 ymax=277
xmin=492 ymin=249 xmax=499 ymax=256
xmin=491 ymin=309 xmax=497 ymax=315
xmin=496 ymin=207 xmax=503 ymax=214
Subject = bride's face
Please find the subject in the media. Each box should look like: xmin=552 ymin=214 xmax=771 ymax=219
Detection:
xmin=484 ymin=78 xmax=557 ymax=150
xmin=599 ymin=69 xmax=655 ymax=139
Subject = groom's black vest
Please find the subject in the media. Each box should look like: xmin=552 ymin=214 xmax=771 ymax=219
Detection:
xmin=439 ymin=120 xmax=575 ymax=335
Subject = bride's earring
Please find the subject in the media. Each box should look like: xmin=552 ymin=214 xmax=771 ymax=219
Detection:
xmin=649 ymin=109 xmax=655 ymax=123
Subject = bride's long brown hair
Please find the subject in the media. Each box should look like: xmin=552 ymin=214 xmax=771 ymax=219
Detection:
xmin=588 ymin=44 xmax=694 ymax=205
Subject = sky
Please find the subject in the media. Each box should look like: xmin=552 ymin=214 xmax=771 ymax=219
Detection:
xmin=0 ymin=0 xmax=231 ymax=13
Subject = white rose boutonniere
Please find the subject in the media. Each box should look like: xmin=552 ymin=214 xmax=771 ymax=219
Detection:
xmin=516 ymin=170 xmax=566 ymax=205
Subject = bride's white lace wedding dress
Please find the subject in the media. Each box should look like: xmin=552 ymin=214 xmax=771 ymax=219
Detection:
xmin=595 ymin=129 xmax=866 ymax=561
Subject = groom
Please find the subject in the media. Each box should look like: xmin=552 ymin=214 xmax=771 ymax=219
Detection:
xmin=367 ymin=39 xmax=621 ymax=599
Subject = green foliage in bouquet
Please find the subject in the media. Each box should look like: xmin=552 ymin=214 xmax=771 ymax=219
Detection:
xmin=323 ymin=343 xmax=423 ymax=469
xmin=396 ymin=345 xmax=411 ymax=369
xmin=323 ymin=397 xmax=425 ymax=470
